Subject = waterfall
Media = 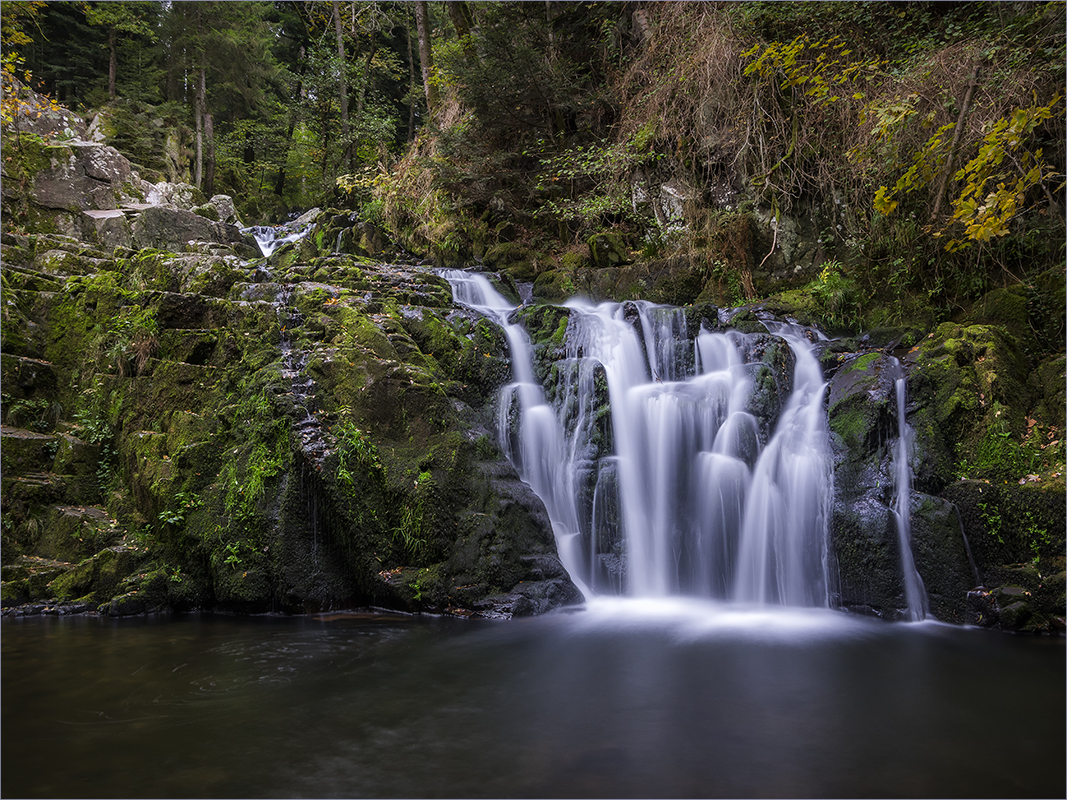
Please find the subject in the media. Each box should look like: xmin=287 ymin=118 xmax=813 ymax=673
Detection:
xmin=891 ymin=366 xmax=929 ymax=621
xmin=441 ymin=270 xmax=591 ymax=595
xmin=733 ymin=322 xmax=833 ymax=607
xmin=442 ymin=269 xmax=834 ymax=607
xmin=245 ymin=225 xmax=310 ymax=257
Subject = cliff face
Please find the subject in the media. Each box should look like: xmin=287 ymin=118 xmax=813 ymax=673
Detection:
xmin=2 ymin=90 xmax=1063 ymax=631
xmin=1 ymin=130 xmax=582 ymax=618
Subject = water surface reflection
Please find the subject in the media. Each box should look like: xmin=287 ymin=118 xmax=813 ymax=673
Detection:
xmin=3 ymin=605 xmax=1063 ymax=798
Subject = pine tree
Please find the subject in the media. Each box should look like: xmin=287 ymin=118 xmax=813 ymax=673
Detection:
xmin=82 ymin=1 xmax=157 ymax=100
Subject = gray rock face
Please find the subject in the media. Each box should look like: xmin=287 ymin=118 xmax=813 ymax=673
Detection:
xmin=144 ymin=181 xmax=201 ymax=210
xmin=31 ymin=142 xmax=150 ymax=213
xmin=130 ymin=205 xmax=253 ymax=253
xmin=4 ymin=78 xmax=88 ymax=141
xmin=207 ymin=195 xmax=241 ymax=226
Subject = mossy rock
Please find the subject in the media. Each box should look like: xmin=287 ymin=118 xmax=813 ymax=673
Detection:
xmin=682 ymin=302 xmax=720 ymax=334
xmin=532 ymin=269 xmax=575 ymax=302
xmin=49 ymin=545 xmax=144 ymax=606
xmin=942 ymin=479 xmax=1066 ymax=576
xmin=720 ymin=308 xmax=766 ymax=334
xmin=559 ymin=251 xmax=589 ymax=272
xmin=762 ymin=290 xmax=821 ymax=328
xmin=646 ymin=259 xmax=706 ymax=306
xmin=502 ymin=259 xmax=538 ymax=282
xmin=511 ymin=304 xmax=571 ymax=347
xmin=191 ymin=203 xmax=220 ymax=222
xmin=483 ymin=242 xmax=531 ymax=269
xmin=859 ymin=325 xmax=924 ymax=351
xmin=965 ymin=286 xmax=1032 ymax=353
xmin=905 ymin=323 xmax=1035 ymax=481
xmin=1027 ymin=353 xmax=1066 ymax=429
xmin=36 ymin=505 xmax=122 ymax=563
xmin=587 ymin=232 xmax=631 ymax=269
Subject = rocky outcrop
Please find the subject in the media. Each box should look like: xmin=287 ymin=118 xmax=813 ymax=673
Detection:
xmin=2 ymin=89 xmax=253 ymax=257
xmin=0 ymin=225 xmax=581 ymax=619
xmin=824 ymin=326 xmax=1065 ymax=629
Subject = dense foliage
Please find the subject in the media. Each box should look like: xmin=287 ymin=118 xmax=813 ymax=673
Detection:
xmin=6 ymin=0 xmax=429 ymax=219
xmin=2 ymin=0 xmax=1062 ymax=333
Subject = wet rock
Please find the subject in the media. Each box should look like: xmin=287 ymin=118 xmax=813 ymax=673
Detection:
xmin=910 ymin=493 xmax=975 ymax=623
xmin=587 ymin=232 xmax=631 ymax=269
xmin=106 ymin=590 xmax=150 ymax=617
xmin=826 ymin=350 xmax=975 ymax=621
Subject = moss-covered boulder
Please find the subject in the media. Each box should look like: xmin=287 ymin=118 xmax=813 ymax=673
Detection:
xmin=1 ymin=231 xmax=581 ymax=619
xmin=826 ymin=349 xmax=976 ymax=620
xmin=587 ymin=232 xmax=631 ymax=269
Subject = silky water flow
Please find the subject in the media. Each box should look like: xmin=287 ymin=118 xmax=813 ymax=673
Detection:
xmin=442 ymin=269 xmax=926 ymax=612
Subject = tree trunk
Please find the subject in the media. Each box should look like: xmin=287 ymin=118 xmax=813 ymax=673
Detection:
xmin=108 ymin=27 xmax=117 ymax=100
xmin=332 ymin=0 xmax=349 ymax=165
xmin=414 ymin=0 xmax=437 ymax=115
xmin=446 ymin=1 xmax=475 ymax=60
xmin=275 ymin=49 xmax=305 ymax=197
xmin=545 ymin=1 xmax=554 ymax=55
xmin=204 ymin=112 xmax=215 ymax=197
xmin=406 ymin=22 xmax=416 ymax=140
xmin=931 ymin=64 xmax=981 ymax=222
xmin=194 ymin=67 xmax=206 ymax=189
xmin=356 ymin=40 xmax=377 ymax=117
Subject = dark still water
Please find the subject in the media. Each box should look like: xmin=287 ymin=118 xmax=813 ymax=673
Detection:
xmin=3 ymin=599 xmax=1063 ymax=799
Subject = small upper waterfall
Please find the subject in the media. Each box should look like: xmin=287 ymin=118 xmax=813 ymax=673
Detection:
xmin=891 ymin=363 xmax=929 ymax=621
xmin=245 ymin=225 xmax=311 ymax=257
xmin=441 ymin=269 xmax=834 ymax=607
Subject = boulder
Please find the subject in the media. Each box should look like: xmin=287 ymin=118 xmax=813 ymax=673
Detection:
xmin=587 ymin=232 xmax=631 ymax=269
xmin=2 ymin=78 xmax=87 ymax=140
xmin=130 ymin=205 xmax=255 ymax=253
xmin=31 ymin=141 xmax=151 ymax=213
xmin=826 ymin=350 xmax=975 ymax=620
xmin=144 ymin=181 xmax=203 ymax=210
xmin=207 ymin=194 xmax=241 ymax=226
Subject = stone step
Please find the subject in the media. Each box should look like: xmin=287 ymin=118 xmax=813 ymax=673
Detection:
xmin=0 ymin=263 xmax=67 ymax=293
xmin=1 ymin=354 xmax=59 ymax=411
xmin=1 ymin=470 xmax=99 ymax=510
xmin=1 ymin=554 xmax=78 ymax=606
xmin=0 ymin=425 xmax=58 ymax=472
xmin=32 ymin=504 xmax=123 ymax=563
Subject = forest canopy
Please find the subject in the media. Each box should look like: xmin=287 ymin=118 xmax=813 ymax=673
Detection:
xmin=2 ymin=0 xmax=1064 ymax=320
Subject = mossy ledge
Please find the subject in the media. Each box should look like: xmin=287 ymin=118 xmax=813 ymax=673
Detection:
xmin=1 ymin=227 xmax=581 ymax=619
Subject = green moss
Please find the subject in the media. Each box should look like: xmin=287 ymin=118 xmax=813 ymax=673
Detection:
xmin=49 ymin=547 xmax=143 ymax=605
xmin=842 ymin=352 xmax=880 ymax=373
xmin=335 ymin=305 xmax=397 ymax=360
xmin=192 ymin=204 xmax=220 ymax=222
xmin=532 ymin=269 xmax=575 ymax=301
xmin=482 ymin=242 xmax=530 ymax=268
xmin=763 ymin=289 xmax=820 ymax=326
xmin=966 ymin=287 xmax=1030 ymax=346
xmin=829 ymin=401 xmax=870 ymax=452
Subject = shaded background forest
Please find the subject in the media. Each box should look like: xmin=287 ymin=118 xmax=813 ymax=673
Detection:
xmin=3 ymin=0 xmax=1065 ymax=323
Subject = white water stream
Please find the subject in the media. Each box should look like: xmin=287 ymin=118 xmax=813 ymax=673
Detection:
xmin=442 ymin=269 xmax=835 ymax=606
xmin=245 ymin=225 xmax=311 ymax=257
xmin=892 ymin=368 xmax=929 ymax=621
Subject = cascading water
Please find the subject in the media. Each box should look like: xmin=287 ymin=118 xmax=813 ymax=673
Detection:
xmin=890 ymin=362 xmax=929 ymax=621
xmin=441 ymin=269 xmax=591 ymax=595
xmin=245 ymin=225 xmax=311 ymax=257
xmin=442 ymin=269 xmax=834 ymax=607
